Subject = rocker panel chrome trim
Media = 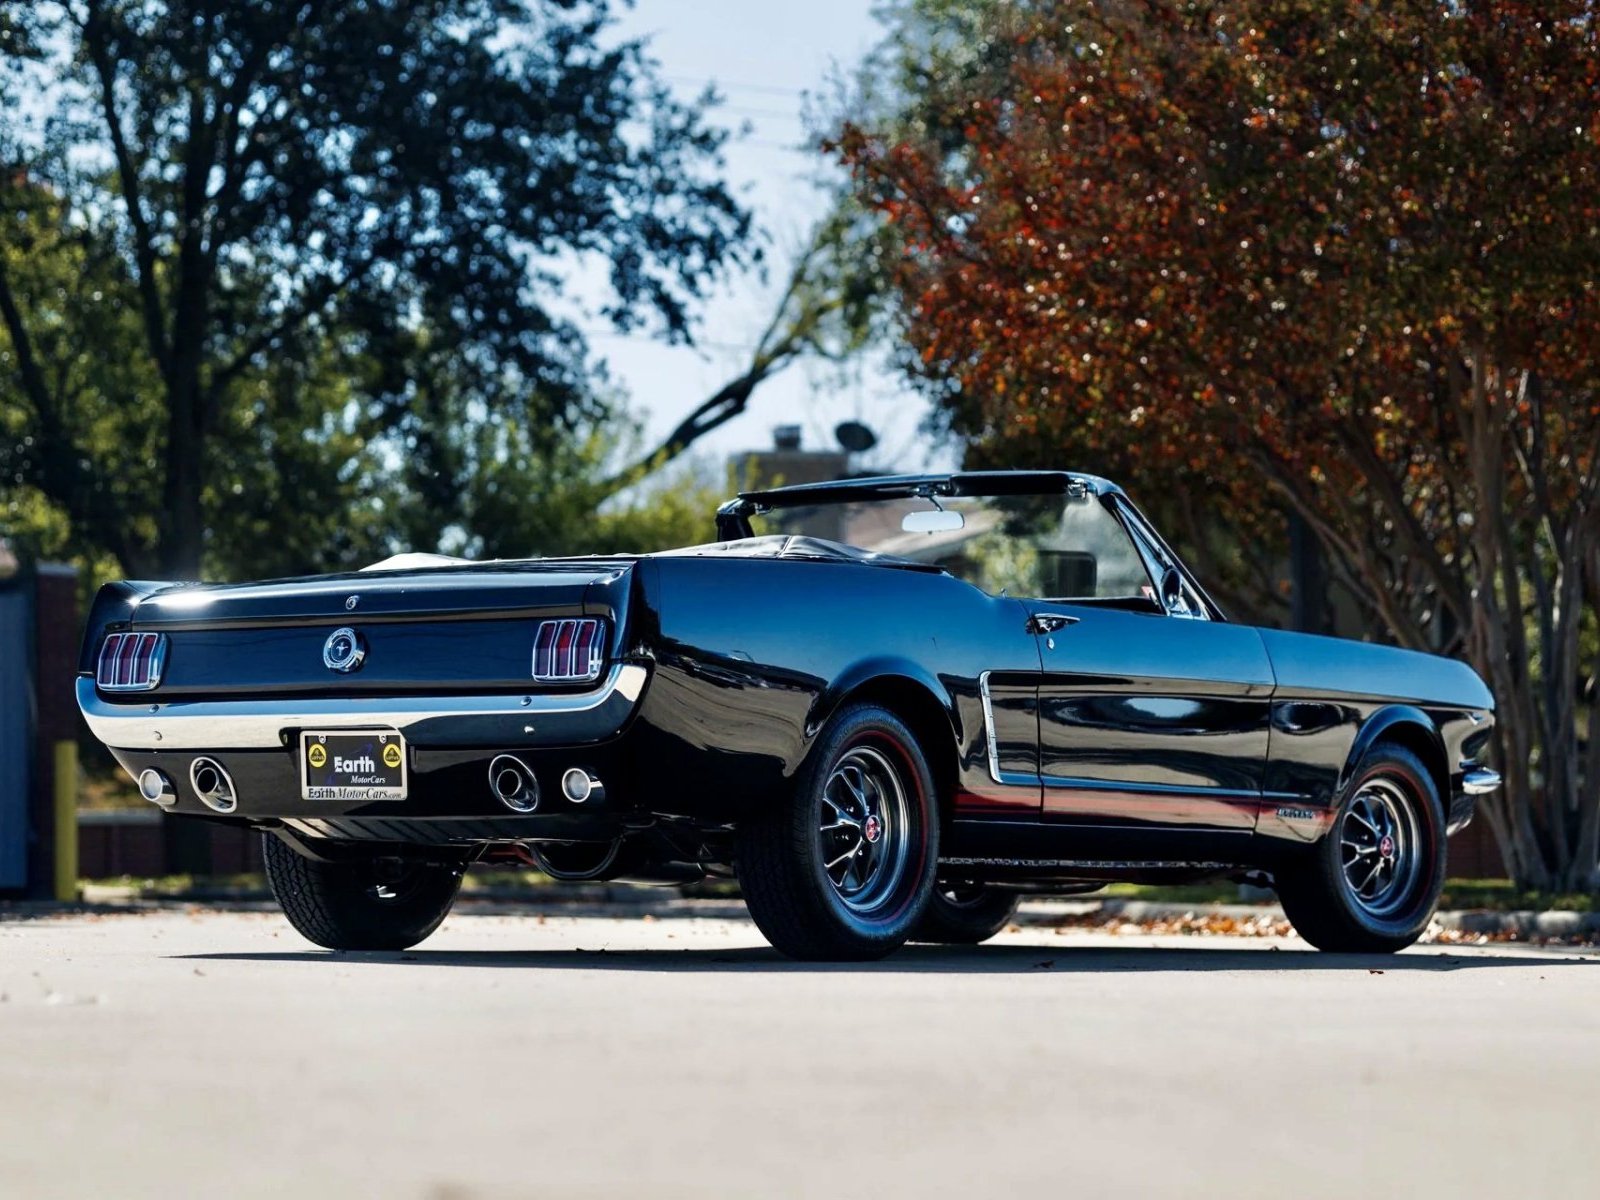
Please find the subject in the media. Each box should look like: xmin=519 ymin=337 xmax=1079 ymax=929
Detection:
xmin=77 ymin=663 xmax=649 ymax=751
xmin=939 ymin=857 xmax=1236 ymax=870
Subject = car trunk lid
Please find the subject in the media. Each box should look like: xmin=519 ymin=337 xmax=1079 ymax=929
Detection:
xmin=118 ymin=559 xmax=636 ymax=698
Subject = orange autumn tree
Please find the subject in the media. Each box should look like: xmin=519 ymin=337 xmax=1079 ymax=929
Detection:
xmin=834 ymin=0 xmax=1600 ymax=888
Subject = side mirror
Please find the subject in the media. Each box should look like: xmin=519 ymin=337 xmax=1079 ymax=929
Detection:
xmin=901 ymin=509 xmax=966 ymax=534
xmin=1159 ymin=567 xmax=1192 ymax=617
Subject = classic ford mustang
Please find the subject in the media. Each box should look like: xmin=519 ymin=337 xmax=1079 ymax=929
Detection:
xmin=77 ymin=471 xmax=1499 ymax=959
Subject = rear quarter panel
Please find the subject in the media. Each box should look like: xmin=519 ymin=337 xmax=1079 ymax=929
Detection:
xmin=627 ymin=556 xmax=1040 ymax=819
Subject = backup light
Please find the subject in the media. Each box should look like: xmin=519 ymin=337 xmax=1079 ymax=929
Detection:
xmin=532 ymin=618 xmax=605 ymax=683
xmin=96 ymin=632 xmax=167 ymax=692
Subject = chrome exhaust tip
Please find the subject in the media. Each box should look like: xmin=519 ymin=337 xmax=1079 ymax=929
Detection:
xmin=188 ymin=757 xmax=237 ymax=814
xmin=560 ymin=768 xmax=603 ymax=805
xmin=489 ymin=755 xmax=539 ymax=813
xmin=136 ymin=768 xmax=176 ymax=807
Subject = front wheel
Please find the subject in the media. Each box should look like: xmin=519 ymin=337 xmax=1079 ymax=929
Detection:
xmin=737 ymin=704 xmax=939 ymax=961
xmin=262 ymin=833 xmax=464 ymax=951
xmin=1276 ymin=744 xmax=1445 ymax=953
xmin=912 ymin=886 xmax=1019 ymax=944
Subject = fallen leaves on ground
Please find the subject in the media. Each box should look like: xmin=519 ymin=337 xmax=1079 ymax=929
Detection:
xmin=1027 ymin=910 xmax=1600 ymax=947
xmin=1030 ymin=911 xmax=1293 ymax=938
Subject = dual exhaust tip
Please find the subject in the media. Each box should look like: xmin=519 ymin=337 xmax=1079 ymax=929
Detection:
xmin=136 ymin=758 xmax=236 ymax=814
xmin=488 ymin=757 xmax=603 ymax=812
xmin=189 ymin=757 xmax=237 ymax=813
xmin=489 ymin=756 xmax=541 ymax=813
xmin=142 ymin=754 xmax=597 ymax=818
xmin=137 ymin=768 xmax=177 ymax=808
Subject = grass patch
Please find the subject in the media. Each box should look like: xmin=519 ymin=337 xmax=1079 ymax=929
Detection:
xmin=1100 ymin=882 xmax=1259 ymax=905
xmin=84 ymin=872 xmax=266 ymax=895
xmin=1436 ymin=879 xmax=1596 ymax=912
xmin=79 ymin=770 xmax=144 ymax=811
xmin=461 ymin=867 xmax=554 ymax=890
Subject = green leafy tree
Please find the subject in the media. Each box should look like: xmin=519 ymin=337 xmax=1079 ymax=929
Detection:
xmin=0 ymin=0 xmax=752 ymax=579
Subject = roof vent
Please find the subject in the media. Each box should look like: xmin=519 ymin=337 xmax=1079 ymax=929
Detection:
xmin=772 ymin=425 xmax=802 ymax=451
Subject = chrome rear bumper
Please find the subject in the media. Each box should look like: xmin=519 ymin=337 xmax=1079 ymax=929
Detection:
xmin=76 ymin=663 xmax=649 ymax=751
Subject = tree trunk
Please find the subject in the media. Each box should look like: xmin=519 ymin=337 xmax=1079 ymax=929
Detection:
xmin=1275 ymin=348 xmax=1600 ymax=891
xmin=1288 ymin=511 xmax=1329 ymax=634
xmin=158 ymin=441 xmax=205 ymax=580
xmin=157 ymin=373 xmax=206 ymax=579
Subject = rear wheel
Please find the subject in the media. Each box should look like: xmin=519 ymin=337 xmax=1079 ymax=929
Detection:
xmin=912 ymin=885 xmax=1019 ymax=945
xmin=262 ymin=833 xmax=464 ymax=951
xmin=1276 ymin=744 xmax=1445 ymax=953
xmin=737 ymin=704 xmax=939 ymax=961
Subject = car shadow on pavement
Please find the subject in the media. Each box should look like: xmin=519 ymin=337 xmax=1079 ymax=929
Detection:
xmin=174 ymin=942 xmax=1597 ymax=974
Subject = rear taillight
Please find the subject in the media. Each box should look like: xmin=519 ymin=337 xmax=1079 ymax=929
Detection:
xmin=96 ymin=632 xmax=167 ymax=692
xmin=532 ymin=618 xmax=605 ymax=683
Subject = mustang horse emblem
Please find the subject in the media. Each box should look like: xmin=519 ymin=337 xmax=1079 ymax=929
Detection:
xmin=322 ymin=627 xmax=366 ymax=673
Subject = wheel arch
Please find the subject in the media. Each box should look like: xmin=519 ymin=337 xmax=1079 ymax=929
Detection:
xmin=810 ymin=663 xmax=962 ymax=819
xmin=1342 ymin=705 xmax=1450 ymax=810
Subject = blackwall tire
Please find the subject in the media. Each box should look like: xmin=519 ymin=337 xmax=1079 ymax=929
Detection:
xmin=736 ymin=704 xmax=939 ymax=961
xmin=262 ymin=833 xmax=463 ymax=952
xmin=911 ymin=886 xmax=1020 ymax=945
xmin=1277 ymin=744 xmax=1446 ymax=954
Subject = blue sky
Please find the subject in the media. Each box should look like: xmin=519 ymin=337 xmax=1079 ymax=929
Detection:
xmin=595 ymin=0 xmax=951 ymax=478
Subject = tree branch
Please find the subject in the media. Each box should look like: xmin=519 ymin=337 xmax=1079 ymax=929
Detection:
xmin=1333 ymin=415 xmax=1470 ymax=622
xmin=601 ymin=240 xmax=844 ymax=492
xmin=206 ymin=2 xmax=323 ymax=266
xmin=0 ymin=250 xmax=145 ymax=569
xmin=83 ymin=0 xmax=170 ymax=380
xmin=202 ymin=267 xmax=365 ymax=412
xmin=0 ymin=253 xmax=54 ymax=422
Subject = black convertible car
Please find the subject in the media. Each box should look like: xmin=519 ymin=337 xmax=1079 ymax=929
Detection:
xmin=77 ymin=471 xmax=1498 ymax=960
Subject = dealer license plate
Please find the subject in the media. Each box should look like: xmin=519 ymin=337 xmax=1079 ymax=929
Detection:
xmin=300 ymin=730 xmax=408 ymax=801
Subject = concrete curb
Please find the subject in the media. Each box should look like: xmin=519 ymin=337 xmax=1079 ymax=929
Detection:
xmin=1432 ymin=909 xmax=1600 ymax=936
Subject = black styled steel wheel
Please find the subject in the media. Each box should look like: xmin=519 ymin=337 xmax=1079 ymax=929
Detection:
xmin=1336 ymin=778 xmax=1425 ymax=920
xmin=262 ymin=833 xmax=464 ymax=952
xmin=736 ymin=704 xmax=939 ymax=961
xmin=819 ymin=744 xmax=915 ymax=913
xmin=911 ymin=885 xmax=1020 ymax=945
xmin=1277 ymin=744 xmax=1445 ymax=953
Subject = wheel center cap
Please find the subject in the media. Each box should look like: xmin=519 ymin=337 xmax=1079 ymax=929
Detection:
xmin=863 ymin=814 xmax=883 ymax=844
xmin=1378 ymin=834 xmax=1395 ymax=859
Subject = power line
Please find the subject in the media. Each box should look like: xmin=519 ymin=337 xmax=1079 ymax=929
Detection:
xmin=740 ymin=137 xmax=814 ymax=152
xmin=583 ymin=329 xmax=768 ymax=354
xmin=667 ymin=74 xmax=810 ymax=99
xmin=718 ymin=103 xmax=806 ymax=122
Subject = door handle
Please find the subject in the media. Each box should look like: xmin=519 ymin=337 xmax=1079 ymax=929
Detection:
xmin=1026 ymin=613 xmax=1079 ymax=635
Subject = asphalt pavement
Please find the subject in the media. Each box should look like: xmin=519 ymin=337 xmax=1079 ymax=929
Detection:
xmin=1 ymin=905 xmax=1595 ymax=1199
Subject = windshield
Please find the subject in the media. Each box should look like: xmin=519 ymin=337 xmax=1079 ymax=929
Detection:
xmin=753 ymin=492 xmax=1157 ymax=604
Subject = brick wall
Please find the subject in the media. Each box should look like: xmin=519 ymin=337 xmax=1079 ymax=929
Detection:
xmin=78 ymin=811 xmax=264 ymax=879
xmin=1448 ymin=818 xmax=1506 ymax=880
